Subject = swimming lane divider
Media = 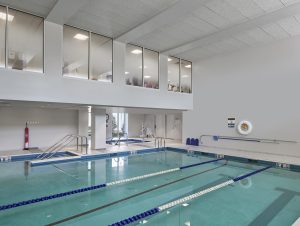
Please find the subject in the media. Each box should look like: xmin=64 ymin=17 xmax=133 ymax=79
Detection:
xmin=0 ymin=158 xmax=223 ymax=211
xmin=108 ymin=165 xmax=272 ymax=226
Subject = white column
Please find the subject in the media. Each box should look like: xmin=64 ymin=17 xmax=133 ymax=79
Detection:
xmin=91 ymin=109 xmax=106 ymax=150
xmin=78 ymin=109 xmax=89 ymax=137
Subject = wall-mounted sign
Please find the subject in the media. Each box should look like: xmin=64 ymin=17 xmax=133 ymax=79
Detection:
xmin=228 ymin=117 xmax=235 ymax=128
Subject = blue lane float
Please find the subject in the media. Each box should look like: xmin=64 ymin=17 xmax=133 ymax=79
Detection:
xmin=0 ymin=158 xmax=224 ymax=212
xmin=108 ymin=165 xmax=271 ymax=226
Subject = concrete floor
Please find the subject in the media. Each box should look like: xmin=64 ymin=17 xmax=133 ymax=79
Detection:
xmin=1 ymin=138 xmax=300 ymax=165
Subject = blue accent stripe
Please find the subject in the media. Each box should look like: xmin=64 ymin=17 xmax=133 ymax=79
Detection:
xmin=0 ymin=184 xmax=106 ymax=211
xmin=233 ymin=165 xmax=272 ymax=182
xmin=180 ymin=158 xmax=224 ymax=169
xmin=108 ymin=208 xmax=160 ymax=226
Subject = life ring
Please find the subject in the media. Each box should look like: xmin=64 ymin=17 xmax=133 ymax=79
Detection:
xmin=237 ymin=120 xmax=253 ymax=135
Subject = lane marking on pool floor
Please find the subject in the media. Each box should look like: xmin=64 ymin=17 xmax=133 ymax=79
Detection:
xmin=0 ymin=158 xmax=223 ymax=212
xmin=108 ymin=165 xmax=272 ymax=226
xmin=46 ymin=163 xmax=227 ymax=226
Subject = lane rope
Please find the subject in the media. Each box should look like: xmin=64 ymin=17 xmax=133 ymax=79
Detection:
xmin=0 ymin=158 xmax=223 ymax=211
xmin=108 ymin=165 xmax=272 ymax=226
xmin=46 ymin=163 xmax=227 ymax=226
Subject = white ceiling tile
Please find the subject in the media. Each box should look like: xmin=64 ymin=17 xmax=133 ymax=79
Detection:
xmin=226 ymin=0 xmax=265 ymax=18
xmin=278 ymin=16 xmax=300 ymax=36
xmin=193 ymin=6 xmax=231 ymax=29
xmin=253 ymin=0 xmax=284 ymax=12
xmin=234 ymin=32 xmax=258 ymax=45
xmin=204 ymin=0 xmax=247 ymax=24
xmin=280 ymin=0 xmax=300 ymax=6
xmin=261 ymin=23 xmax=290 ymax=39
xmin=246 ymin=28 xmax=274 ymax=43
xmin=184 ymin=16 xmax=218 ymax=35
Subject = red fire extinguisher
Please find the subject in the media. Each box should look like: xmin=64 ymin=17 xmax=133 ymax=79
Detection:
xmin=24 ymin=122 xmax=29 ymax=150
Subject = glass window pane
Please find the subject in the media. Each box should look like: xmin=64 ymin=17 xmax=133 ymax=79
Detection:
xmin=0 ymin=6 xmax=5 ymax=68
xmin=125 ymin=44 xmax=142 ymax=87
xmin=90 ymin=33 xmax=112 ymax=82
xmin=63 ymin=25 xmax=88 ymax=79
xmin=168 ymin=56 xmax=180 ymax=92
xmin=144 ymin=49 xmax=159 ymax=89
xmin=7 ymin=9 xmax=44 ymax=73
xmin=180 ymin=60 xmax=192 ymax=93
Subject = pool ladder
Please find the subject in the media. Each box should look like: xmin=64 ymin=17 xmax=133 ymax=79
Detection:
xmin=155 ymin=137 xmax=166 ymax=149
xmin=36 ymin=134 xmax=88 ymax=160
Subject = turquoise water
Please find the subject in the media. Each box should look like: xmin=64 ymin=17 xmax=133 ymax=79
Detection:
xmin=0 ymin=150 xmax=299 ymax=226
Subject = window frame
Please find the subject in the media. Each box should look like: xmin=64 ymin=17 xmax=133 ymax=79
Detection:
xmin=1 ymin=4 xmax=45 ymax=73
xmin=63 ymin=24 xmax=114 ymax=82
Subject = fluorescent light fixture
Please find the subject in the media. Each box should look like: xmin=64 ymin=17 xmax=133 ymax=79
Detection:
xmin=74 ymin=33 xmax=89 ymax=40
xmin=168 ymin=58 xmax=172 ymax=62
xmin=125 ymin=71 xmax=130 ymax=75
xmin=0 ymin=12 xmax=14 ymax=22
xmin=185 ymin=64 xmax=191 ymax=68
xmin=131 ymin=49 xmax=142 ymax=54
xmin=182 ymin=203 xmax=189 ymax=207
xmin=144 ymin=75 xmax=151 ymax=79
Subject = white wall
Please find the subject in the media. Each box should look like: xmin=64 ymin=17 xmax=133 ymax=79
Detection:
xmin=183 ymin=36 xmax=300 ymax=158
xmin=0 ymin=107 xmax=78 ymax=152
xmin=78 ymin=109 xmax=88 ymax=137
xmin=128 ymin=114 xmax=144 ymax=137
xmin=91 ymin=109 xmax=106 ymax=150
xmin=0 ymin=22 xmax=192 ymax=110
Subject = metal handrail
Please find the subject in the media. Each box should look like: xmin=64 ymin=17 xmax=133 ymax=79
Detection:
xmin=155 ymin=137 xmax=167 ymax=149
xmin=36 ymin=134 xmax=88 ymax=160
xmin=199 ymin=134 xmax=298 ymax=145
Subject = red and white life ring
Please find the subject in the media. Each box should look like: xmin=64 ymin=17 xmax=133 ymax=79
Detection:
xmin=237 ymin=120 xmax=253 ymax=135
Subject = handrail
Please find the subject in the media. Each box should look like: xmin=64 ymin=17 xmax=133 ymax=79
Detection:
xmin=36 ymin=134 xmax=88 ymax=160
xmin=154 ymin=137 xmax=167 ymax=149
xmin=199 ymin=134 xmax=298 ymax=145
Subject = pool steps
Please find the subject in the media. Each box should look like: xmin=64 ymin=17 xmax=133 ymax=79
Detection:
xmin=109 ymin=165 xmax=272 ymax=226
xmin=0 ymin=158 xmax=223 ymax=211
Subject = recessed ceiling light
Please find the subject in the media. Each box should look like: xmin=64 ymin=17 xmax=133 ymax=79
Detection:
xmin=185 ymin=64 xmax=191 ymax=68
xmin=74 ymin=33 xmax=89 ymax=40
xmin=131 ymin=49 xmax=142 ymax=54
xmin=125 ymin=71 xmax=130 ymax=75
xmin=168 ymin=58 xmax=172 ymax=62
xmin=144 ymin=75 xmax=151 ymax=79
xmin=0 ymin=12 xmax=14 ymax=22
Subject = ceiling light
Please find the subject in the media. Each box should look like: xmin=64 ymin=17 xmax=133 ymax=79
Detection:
xmin=74 ymin=33 xmax=89 ymax=40
xmin=185 ymin=64 xmax=191 ymax=68
xmin=125 ymin=72 xmax=130 ymax=75
xmin=0 ymin=12 xmax=14 ymax=22
xmin=131 ymin=49 xmax=142 ymax=54
xmin=168 ymin=58 xmax=172 ymax=62
xmin=144 ymin=75 xmax=151 ymax=79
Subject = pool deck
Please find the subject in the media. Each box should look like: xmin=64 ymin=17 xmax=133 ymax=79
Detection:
xmin=1 ymin=138 xmax=300 ymax=165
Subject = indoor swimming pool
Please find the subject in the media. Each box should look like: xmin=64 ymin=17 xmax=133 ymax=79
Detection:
xmin=0 ymin=149 xmax=299 ymax=226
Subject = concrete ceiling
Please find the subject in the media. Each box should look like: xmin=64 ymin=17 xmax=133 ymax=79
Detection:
xmin=1 ymin=0 xmax=300 ymax=61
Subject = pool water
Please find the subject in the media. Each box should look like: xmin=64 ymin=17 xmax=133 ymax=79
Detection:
xmin=0 ymin=149 xmax=299 ymax=226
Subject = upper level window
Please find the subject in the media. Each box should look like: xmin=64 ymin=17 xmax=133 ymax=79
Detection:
xmin=6 ymin=8 xmax=44 ymax=73
xmin=125 ymin=44 xmax=143 ymax=87
xmin=63 ymin=25 xmax=89 ymax=79
xmin=143 ymin=48 xmax=159 ymax=89
xmin=0 ymin=6 xmax=5 ymax=68
xmin=90 ymin=32 xmax=112 ymax=82
xmin=63 ymin=25 xmax=113 ymax=82
xmin=180 ymin=60 xmax=192 ymax=93
xmin=168 ymin=56 xmax=180 ymax=92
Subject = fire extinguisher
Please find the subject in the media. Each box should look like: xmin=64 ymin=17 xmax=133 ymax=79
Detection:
xmin=24 ymin=122 xmax=29 ymax=150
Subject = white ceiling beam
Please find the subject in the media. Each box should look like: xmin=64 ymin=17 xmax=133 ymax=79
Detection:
xmin=115 ymin=0 xmax=205 ymax=43
xmin=162 ymin=2 xmax=300 ymax=56
xmin=46 ymin=0 xmax=88 ymax=24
